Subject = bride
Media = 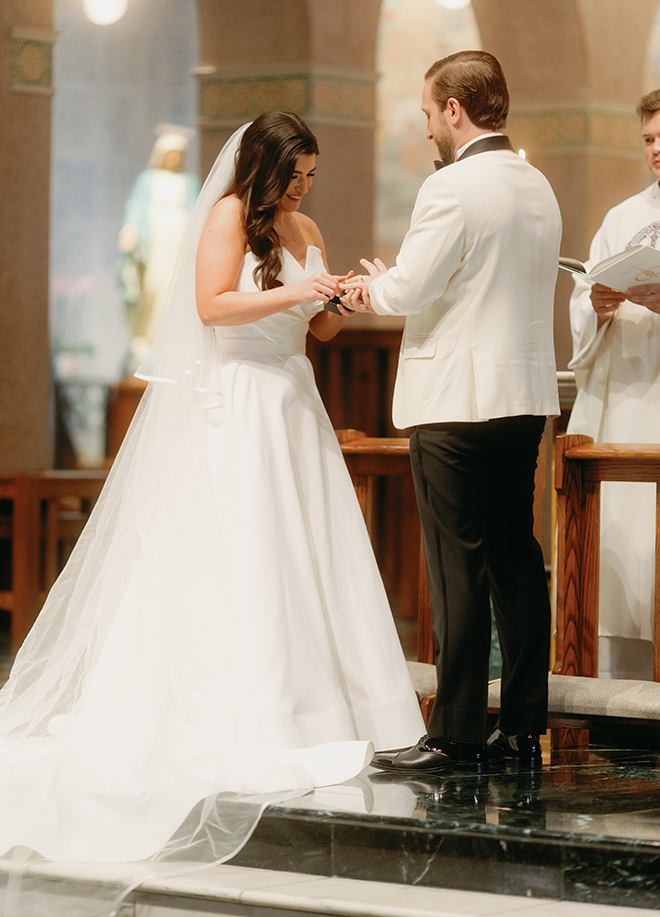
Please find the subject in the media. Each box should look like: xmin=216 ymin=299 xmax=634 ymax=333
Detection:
xmin=0 ymin=113 xmax=423 ymax=870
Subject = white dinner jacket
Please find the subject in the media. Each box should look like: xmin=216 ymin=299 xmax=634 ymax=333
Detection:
xmin=369 ymin=141 xmax=562 ymax=429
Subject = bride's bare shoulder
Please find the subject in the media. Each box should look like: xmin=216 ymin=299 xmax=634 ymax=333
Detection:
xmin=201 ymin=195 xmax=245 ymax=244
xmin=208 ymin=194 xmax=243 ymax=222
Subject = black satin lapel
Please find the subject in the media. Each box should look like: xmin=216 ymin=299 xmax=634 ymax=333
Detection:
xmin=456 ymin=135 xmax=514 ymax=162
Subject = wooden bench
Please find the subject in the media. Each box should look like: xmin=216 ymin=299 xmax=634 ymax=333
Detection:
xmin=488 ymin=674 xmax=660 ymax=748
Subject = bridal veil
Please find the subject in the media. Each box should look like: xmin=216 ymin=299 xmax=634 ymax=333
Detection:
xmin=0 ymin=123 xmax=376 ymax=914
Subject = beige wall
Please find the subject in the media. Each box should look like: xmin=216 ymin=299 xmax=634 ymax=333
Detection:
xmin=474 ymin=0 xmax=658 ymax=369
xmin=0 ymin=1 xmax=54 ymax=472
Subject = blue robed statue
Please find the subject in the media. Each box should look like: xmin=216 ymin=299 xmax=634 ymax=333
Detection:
xmin=118 ymin=124 xmax=200 ymax=372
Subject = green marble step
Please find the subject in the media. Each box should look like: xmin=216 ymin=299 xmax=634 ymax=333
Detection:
xmin=230 ymin=748 xmax=660 ymax=909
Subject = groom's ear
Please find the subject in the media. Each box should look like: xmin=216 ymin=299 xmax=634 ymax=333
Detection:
xmin=445 ymin=98 xmax=461 ymax=123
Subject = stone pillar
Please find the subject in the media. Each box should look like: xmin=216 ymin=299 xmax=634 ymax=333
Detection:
xmin=473 ymin=0 xmax=659 ymax=369
xmin=195 ymin=0 xmax=381 ymax=274
xmin=0 ymin=1 xmax=54 ymax=471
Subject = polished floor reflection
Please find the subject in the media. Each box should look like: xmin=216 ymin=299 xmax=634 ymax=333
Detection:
xmin=231 ymin=746 xmax=660 ymax=908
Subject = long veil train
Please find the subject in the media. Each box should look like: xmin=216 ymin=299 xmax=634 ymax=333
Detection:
xmin=0 ymin=124 xmax=382 ymax=914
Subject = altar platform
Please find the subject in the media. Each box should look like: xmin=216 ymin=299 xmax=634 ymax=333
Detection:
xmin=3 ymin=744 xmax=660 ymax=916
xmin=230 ymin=745 xmax=660 ymax=909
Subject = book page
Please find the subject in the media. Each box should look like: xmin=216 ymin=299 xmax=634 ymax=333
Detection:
xmin=591 ymin=245 xmax=660 ymax=293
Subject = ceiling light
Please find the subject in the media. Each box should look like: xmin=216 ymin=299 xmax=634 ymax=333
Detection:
xmin=83 ymin=0 xmax=127 ymax=25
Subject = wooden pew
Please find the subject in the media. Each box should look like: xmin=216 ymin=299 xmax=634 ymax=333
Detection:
xmin=0 ymin=474 xmax=38 ymax=647
xmin=0 ymin=471 xmax=107 ymax=646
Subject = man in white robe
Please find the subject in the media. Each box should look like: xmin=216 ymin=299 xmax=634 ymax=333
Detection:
xmin=568 ymin=89 xmax=660 ymax=679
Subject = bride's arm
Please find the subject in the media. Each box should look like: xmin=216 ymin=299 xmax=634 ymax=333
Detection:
xmin=196 ymin=196 xmax=338 ymax=326
xmin=307 ymin=225 xmax=346 ymax=342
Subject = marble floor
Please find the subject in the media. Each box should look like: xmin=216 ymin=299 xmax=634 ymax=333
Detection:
xmin=2 ymin=618 xmax=660 ymax=913
xmin=1 ymin=734 xmax=660 ymax=914
xmin=3 ymin=747 xmax=660 ymax=916
xmin=228 ymin=747 xmax=660 ymax=910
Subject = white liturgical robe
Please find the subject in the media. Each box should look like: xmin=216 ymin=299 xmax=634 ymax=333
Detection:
xmin=568 ymin=181 xmax=660 ymax=667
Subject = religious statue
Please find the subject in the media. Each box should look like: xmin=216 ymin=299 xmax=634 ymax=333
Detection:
xmin=118 ymin=124 xmax=200 ymax=373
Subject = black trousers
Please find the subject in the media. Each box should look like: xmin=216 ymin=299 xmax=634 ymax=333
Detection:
xmin=410 ymin=416 xmax=550 ymax=744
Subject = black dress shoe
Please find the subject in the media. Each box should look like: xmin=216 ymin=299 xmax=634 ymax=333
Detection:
xmin=371 ymin=735 xmax=487 ymax=775
xmin=487 ymin=728 xmax=542 ymax=765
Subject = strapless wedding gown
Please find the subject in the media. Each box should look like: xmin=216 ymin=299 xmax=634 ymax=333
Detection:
xmin=0 ymin=245 xmax=423 ymax=866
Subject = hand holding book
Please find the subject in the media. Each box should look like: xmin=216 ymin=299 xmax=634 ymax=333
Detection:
xmin=559 ymin=243 xmax=660 ymax=293
xmin=560 ymin=243 xmax=660 ymax=321
xmin=589 ymin=283 xmax=626 ymax=326
xmin=625 ymin=282 xmax=660 ymax=314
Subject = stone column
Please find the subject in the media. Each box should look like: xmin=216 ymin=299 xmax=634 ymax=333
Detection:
xmin=195 ymin=0 xmax=381 ymax=274
xmin=0 ymin=1 xmax=55 ymax=471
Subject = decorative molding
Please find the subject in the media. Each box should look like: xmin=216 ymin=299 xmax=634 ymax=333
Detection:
xmin=10 ymin=27 xmax=58 ymax=96
xmin=508 ymin=105 xmax=642 ymax=157
xmin=197 ymin=70 xmax=375 ymax=129
xmin=200 ymin=62 xmax=374 ymax=81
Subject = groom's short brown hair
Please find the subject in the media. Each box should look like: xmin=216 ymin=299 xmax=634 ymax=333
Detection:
xmin=425 ymin=51 xmax=509 ymax=132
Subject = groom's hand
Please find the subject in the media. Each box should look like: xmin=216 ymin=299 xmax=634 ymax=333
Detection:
xmin=342 ymin=258 xmax=387 ymax=288
xmin=341 ymin=258 xmax=387 ymax=313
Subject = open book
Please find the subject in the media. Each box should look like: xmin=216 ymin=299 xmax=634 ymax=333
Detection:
xmin=559 ymin=244 xmax=660 ymax=293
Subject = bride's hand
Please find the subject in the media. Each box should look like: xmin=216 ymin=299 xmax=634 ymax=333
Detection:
xmin=293 ymin=271 xmax=341 ymax=306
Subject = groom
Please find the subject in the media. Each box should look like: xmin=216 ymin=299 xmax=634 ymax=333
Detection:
xmin=342 ymin=51 xmax=562 ymax=771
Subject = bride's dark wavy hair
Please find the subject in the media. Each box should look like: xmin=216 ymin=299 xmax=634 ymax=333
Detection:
xmin=224 ymin=112 xmax=319 ymax=291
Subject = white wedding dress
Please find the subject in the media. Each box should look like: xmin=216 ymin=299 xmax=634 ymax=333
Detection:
xmin=0 ymin=243 xmax=423 ymax=868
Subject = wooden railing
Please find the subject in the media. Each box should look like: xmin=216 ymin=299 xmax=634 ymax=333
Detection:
xmin=338 ymin=431 xmax=433 ymax=664
xmin=555 ymin=435 xmax=660 ymax=684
